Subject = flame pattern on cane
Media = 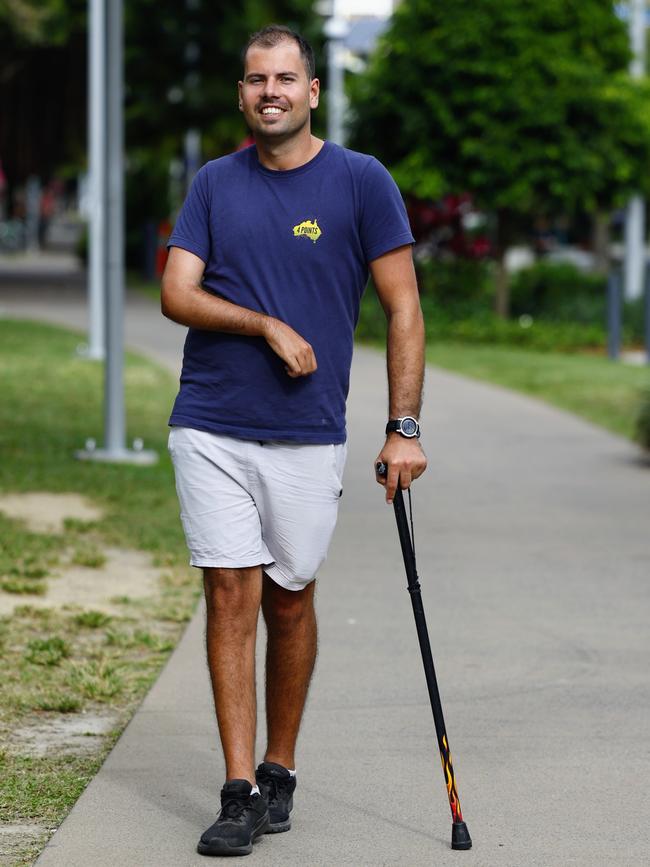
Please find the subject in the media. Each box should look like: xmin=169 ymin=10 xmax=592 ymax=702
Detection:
xmin=440 ymin=735 xmax=463 ymax=823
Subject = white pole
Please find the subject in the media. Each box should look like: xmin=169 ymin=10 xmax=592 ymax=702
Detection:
xmin=104 ymin=0 xmax=125 ymax=455
xmin=623 ymin=0 xmax=646 ymax=301
xmin=77 ymin=0 xmax=156 ymax=465
xmin=324 ymin=6 xmax=348 ymax=146
xmin=629 ymin=0 xmax=646 ymax=78
xmin=24 ymin=176 xmax=41 ymax=251
xmin=87 ymin=0 xmax=106 ymax=360
xmin=184 ymin=128 xmax=202 ymax=189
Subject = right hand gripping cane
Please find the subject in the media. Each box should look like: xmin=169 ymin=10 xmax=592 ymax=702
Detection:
xmin=377 ymin=462 xmax=472 ymax=851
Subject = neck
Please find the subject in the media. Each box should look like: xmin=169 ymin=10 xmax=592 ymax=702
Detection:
xmin=254 ymin=132 xmax=324 ymax=171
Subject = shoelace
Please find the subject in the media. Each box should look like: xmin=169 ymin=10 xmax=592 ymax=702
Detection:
xmin=257 ymin=773 xmax=281 ymax=805
xmin=220 ymin=796 xmax=252 ymax=820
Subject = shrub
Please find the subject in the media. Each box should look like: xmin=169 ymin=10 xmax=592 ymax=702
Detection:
xmin=625 ymin=295 xmax=646 ymax=345
xmin=510 ymin=260 xmax=648 ymax=343
xmin=415 ymin=258 xmax=494 ymax=317
xmin=357 ymin=257 xmax=642 ymax=351
xmin=510 ymin=260 xmax=607 ymax=321
xmin=357 ymin=282 xmax=607 ymax=351
xmin=356 ymin=285 xmax=388 ymax=342
xmin=425 ymin=314 xmax=606 ymax=352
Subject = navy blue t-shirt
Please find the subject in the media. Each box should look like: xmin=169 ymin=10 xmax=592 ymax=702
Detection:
xmin=167 ymin=141 xmax=414 ymax=443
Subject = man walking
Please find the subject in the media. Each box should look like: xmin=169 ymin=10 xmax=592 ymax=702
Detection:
xmin=162 ymin=24 xmax=426 ymax=856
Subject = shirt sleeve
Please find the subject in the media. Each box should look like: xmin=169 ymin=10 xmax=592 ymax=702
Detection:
xmin=358 ymin=158 xmax=415 ymax=263
xmin=167 ymin=165 xmax=211 ymax=263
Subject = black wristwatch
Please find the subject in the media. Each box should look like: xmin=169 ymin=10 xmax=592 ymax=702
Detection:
xmin=385 ymin=416 xmax=420 ymax=439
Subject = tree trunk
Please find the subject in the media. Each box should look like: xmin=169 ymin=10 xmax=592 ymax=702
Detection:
xmin=494 ymin=256 xmax=510 ymax=319
xmin=494 ymin=209 xmax=512 ymax=319
xmin=592 ymin=211 xmax=610 ymax=275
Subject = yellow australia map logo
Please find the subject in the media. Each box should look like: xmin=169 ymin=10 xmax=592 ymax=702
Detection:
xmin=293 ymin=218 xmax=322 ymax=244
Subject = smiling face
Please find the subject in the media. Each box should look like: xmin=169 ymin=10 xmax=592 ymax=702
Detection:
xmin=238 ymin=40 xmax=319 ymax=145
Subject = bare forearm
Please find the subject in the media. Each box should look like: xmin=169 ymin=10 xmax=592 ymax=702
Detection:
xmin=161 ymin=280 xmax=270 ymax=338
xmin=386 ymin=306 xmax=425 ymax=418
xmin=370 ymin=245 xmax=427 ymax=501
xmin=161 ymin=275 xmax=317 ymax=378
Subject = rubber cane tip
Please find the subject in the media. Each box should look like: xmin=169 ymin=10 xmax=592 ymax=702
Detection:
xmin=451 ymin=821 xmax=472 ymax=850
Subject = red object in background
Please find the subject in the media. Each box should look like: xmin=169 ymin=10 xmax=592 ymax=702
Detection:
xmin=156 ymin=219 xmax=172 ymax=278
xmin=406 ymin=193 xmax=491 ymax=260
xmin=468 ymin=236 xmax=491 ymax=258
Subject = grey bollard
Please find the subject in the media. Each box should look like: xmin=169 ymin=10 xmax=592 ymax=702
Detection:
xmin=607 ymin=270 xmax=622 ymax=361
xmin=645 ymin=263 xmax=650 ymax=365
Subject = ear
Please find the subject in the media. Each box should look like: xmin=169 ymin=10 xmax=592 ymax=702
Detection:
xmin=237 ymin=81 xmax=243 ymax=111
xmin=309 ymin=77 xmax=320 ymax=110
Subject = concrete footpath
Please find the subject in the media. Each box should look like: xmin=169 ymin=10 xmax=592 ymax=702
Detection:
xmin=1 ymin=261 xmax=649 ymax=866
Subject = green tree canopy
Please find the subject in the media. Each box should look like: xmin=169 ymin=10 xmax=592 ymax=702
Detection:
xmin=1 ymin=0 xmax=323 ymax=265
xmin=349 ymin=0 xmax=650 ymax=230
xmin=0 ymin=0 xmax=322 ymax=188
xmin=124 ymin=0 xmax=323 ymax=167
xmin=0 ymin=0 xmax=86 ymax=184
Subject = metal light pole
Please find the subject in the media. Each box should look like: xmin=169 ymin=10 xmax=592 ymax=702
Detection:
xmin=84 ymin=0 xmax=106 ymax=361
xmin=324 ymin=5 xmax=348 ymax=146
xmin=623 ymin=0 xmax=646 ymax=301
xmin=77 ymin=0 xmax=156 ymax=465
xmin=183 ymin=0 xmax=202 ymax=190
xmin=104 ymin=0 xmax=127 ymax=454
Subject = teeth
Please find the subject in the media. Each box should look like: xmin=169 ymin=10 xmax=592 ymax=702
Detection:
xmin=262 ymin=107 xmax=282 ymax=115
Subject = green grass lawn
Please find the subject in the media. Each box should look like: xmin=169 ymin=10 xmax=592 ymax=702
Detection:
xmin=0 ymin=320 xmax=187 ymax=559
xmin=424 ymin=342 xmax=649 ymax=441
xmin=0 ymin=319 xmax=197 ymax=866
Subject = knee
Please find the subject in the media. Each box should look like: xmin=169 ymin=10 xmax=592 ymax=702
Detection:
xmin=265 ymin=582 xmax=314 ymax=631
xmin=203 ymin=567 xmax=259 ymax=618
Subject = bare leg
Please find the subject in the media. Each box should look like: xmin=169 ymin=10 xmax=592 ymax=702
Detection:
xmin=203 ymin=566 xmax=262 ymax=784
xmin=262 ymin=575 xmax=317 ymax=770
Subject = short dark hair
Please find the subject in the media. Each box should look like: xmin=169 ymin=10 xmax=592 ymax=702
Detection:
xmin=242 ymin=25 xmax=315 ymax=80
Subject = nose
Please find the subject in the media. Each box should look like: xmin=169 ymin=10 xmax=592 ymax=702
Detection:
xmin=261 ymin=77 xmax=281 ymax=100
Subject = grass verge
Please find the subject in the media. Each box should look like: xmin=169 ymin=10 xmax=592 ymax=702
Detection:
xmin=0 ymin=319 xmax=198 ymax=865
xmin=424 ymin=342 xmax=649 ymax=441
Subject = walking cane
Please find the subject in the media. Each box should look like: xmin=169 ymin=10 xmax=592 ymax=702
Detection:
xmin=377 ymin=462 xmax=472 ymax=851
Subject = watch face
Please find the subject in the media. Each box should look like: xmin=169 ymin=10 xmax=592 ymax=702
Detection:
xmin=401 ymin=417 xmax=417 ymax=436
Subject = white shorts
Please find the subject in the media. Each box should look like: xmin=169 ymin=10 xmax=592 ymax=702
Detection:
xmin=168 ymin=426 xmax=347 ymax=591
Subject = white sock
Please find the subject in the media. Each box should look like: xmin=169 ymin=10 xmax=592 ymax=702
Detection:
xmin=250 ymin=785 xmax=261 ymax=796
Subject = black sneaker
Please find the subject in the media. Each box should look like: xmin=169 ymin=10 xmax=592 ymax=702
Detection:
xmin=255 ymin=762 xmax=297 ymax=833
xmin=197 ymin=779 xmax=270 ymax=856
